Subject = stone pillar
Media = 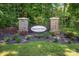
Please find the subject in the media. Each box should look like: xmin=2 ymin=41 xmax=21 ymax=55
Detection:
xmin=18 ymin=17 xmax=28 ymax=35
xmin=50 ymin=17 xmax=59 ymax=35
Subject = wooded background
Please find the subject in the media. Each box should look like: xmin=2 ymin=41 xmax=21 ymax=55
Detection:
xmin=0 ymin=3 xmax=79 ymax=33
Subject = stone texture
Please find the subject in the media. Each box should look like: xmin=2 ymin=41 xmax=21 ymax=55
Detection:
xmin=18 ymin=17 xmax=28 ymax=32
xmin=50 ymin=17 xmax=59 ymax=33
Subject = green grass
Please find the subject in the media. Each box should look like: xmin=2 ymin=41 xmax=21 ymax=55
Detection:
xmin=0 ymin=41 xmax=79 ymax=56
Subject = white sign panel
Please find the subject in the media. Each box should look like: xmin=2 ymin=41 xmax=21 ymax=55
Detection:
xmin=31 ymin=25 xmax=47 ymax=32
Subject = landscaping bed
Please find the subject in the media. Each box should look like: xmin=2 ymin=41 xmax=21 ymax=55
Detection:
xmin=0 ymin=30 xmax=79 ymax=44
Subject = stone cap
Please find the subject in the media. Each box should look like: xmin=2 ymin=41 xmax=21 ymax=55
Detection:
xmin=18 ymin=17 xmax=28 ymax=20
xmin=50 ymin=17 xmax=59 ymax=20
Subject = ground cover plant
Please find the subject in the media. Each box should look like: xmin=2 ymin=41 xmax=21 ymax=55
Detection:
xmin=0 ymin=41 xmax=79 ymax=56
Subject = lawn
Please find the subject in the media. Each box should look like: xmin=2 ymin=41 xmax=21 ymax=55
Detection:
xmin=0 ymin=41 xmax=79 ymax=56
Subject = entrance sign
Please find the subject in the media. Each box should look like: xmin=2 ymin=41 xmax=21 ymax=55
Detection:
xmin=31 ymin=25 xmax=47 ymax=32
xmin=18 ymin=17 xmax=59 ymax=34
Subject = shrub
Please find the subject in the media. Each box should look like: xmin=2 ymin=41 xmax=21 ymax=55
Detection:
xmin=48 ymin=32 xmax=55 ymax=36
xmin=15 ymin=37 xmax=21 ymax=43
xmin=13 ymin=33 xmax=21 ymax=43
xmin=3 ymin=37 xmax=11 ymax=42
xmin=64 ymin=32 xmax=76 ymax=43
xmin=13 ymin=33 xmax=19 ymax=38
xmin=74 ymin=21 xmax=79 ymax=31
xmin=25 ymin=35 xmax=32 ymax=40
xmin=53 ymin=36 xmax=59 ymax=43
xmin=65 ymin=32 xmax=75 ymax=38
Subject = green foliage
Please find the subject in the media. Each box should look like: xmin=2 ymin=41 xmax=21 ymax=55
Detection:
xmin=0 ymin=3 xmax=53 ymax=28
xmin=3 ymin=37 xmax=11 ymax=42
xmin=33 ymin=32 xmax=49 ymax=38
xmin=13 ymin=33 xmax=21 ymax=43
xmin=65 ymin=32 xmax=75 ymax=38
xmin=0 ymin=41 xmax=79 ymax=56
xmin=0 ymin=4 xmax=18 ymax=28
xmin=0 ymin=3 xmax=79 ymax=35
xmin=74 ymin=21 xmax=79 ymax=31
xmin=48 ymin=32 xmax=55 ymax=36
xmin=68 ymin=3 xmax=79 ymax=18
xmin=25 ymin=35 xmax=32 ymax=39
xmin=15 ymin=37 xmax=21 ymax=43
xmin=0 ymin=3 xmax=64 ymax=28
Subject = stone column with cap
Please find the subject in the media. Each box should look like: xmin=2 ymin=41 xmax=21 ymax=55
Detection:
xmin=18 ymin=17 xmax=28 ymax=35
xmin=50 ymin=17 xmax=60 ymax=35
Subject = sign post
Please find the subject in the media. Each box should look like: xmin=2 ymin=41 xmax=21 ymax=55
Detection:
xmin=18 ymin=17 xmax=28 ymax=35
xmin=50 ymin=17 xmax=60 ymax=35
